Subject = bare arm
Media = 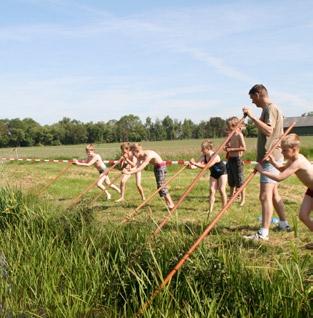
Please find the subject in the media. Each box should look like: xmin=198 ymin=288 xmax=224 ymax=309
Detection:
xmin=74 ymin=155 xmax=98 ymax=167
xmin=125 ymin=156 xmax=150 ymax=174
xmin=243 ymin=107 xmax=273 ymax=137
xmin=189 ymin=153 xmax=220 ymax=169
xmin=267 ymin=155 xmax=285 ymax=172
xmin=256 ymin=160 xmax=299 ymax=182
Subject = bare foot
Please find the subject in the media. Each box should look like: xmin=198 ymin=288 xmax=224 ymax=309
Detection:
xmin=239 ymin=200 xmax=245 ymax=207
xmin=106 ymin=193 xmax=111 ymax=200
xmin=115 ymin=197 xmax=125 ymax=203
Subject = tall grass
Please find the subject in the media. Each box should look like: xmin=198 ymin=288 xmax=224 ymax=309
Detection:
xmin=0 ymin=188 xmax=312 ymax=317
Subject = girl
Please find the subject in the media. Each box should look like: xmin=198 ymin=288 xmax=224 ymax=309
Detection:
xmin=189 ymin=140 xmax=228 ymax=214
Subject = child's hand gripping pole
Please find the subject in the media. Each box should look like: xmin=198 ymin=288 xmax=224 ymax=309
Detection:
xmin=153 ymin=115 xmax=247 ymax=236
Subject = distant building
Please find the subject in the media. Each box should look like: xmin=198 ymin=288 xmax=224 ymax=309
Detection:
xmin=284 ymin=116 xmax=313 ymax=135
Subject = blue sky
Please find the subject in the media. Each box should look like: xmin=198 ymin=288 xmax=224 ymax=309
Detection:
xmin=0 ymin=0 xmax=312 ymax=124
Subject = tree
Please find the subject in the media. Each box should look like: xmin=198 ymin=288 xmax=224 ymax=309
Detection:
xmin=115 ymin=115 xmax=146 ymax=142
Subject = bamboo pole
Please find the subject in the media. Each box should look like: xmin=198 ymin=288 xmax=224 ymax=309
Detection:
xmin=36 ymin=162 xmax=72 ymax=196
xmin=153 ymin=116 xmax=246 ymax=236
xmin=121 ymin=164 xmax=188 ymax=224
xmin=68 ymin=160 xmax=121 ymax=208
xmin=136 ymin=122 xmax=295 ymax=317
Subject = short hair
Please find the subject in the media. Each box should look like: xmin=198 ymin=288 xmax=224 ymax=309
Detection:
xmin=201 ymin=140 xmax=213 ymax=150
xmin=130 ymin=143 xmax=142 ymax=152
xmin=226 ymin=116 xmax=240 ymax=130
xmin=120 ymin=142 xmax=131 ymax=151
xmin=281 ymin=133 xmax=300 ymax=149
xmin=249 ymin=84 xmax=268 ymax=96
xmin=85 ymin=144 xmax=95 ymax=151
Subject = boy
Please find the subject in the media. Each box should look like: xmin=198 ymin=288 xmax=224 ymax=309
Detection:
xmin=255 ymin=134 xmax=313 ymax=246
xmin=122 ymin=143 xmax=175 ymax=209
xmin=73 ymin=144 xmax=120 ymax=200
xmin=189 ymin=140 xmax=228 ymax=214
xmin=225 ymin=116 xmax=246 ymax=206
xmin=116 ymin=142 xmax=145 ymax=202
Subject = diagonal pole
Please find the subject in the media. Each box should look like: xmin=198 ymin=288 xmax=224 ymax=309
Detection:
xmin=36 ymin=162 xmax=73 ymax=196
xmin=153 ymin=116 xmax=246 ymax=236
xmin=136 ymin=122 xmax=295 ymax=317
xmin=68 ymin=159 xmax=121 ymax=209
xmin=121 ymin=164 xmax=188 ymax=224
xmin=89 ymin=172 xmax=122 ymax=205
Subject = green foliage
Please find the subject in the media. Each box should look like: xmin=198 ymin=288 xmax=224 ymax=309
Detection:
xmin=0 ymin=186 xmax=312 ymax=317
xmin=0 ymin=114 xmax=235 ymax=148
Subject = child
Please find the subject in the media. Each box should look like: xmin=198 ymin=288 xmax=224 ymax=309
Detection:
xmin=255 ymin=134 xmax=313 ymax=247
xmin=225 ymin=116 xmax=246 ymax=206
xmin=116 ymin=142 xmax=145 ymax=202
xmin=73 ymin=144 xmax=120 ymax=200
xmin=189 ymin=140 xmax=228 ymax=214
xmin=122 ymin=143 xmax=175 ymax=209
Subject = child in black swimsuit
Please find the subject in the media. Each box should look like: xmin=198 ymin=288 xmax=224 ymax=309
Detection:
xmin=189 ymin=140 xmax=228 ymax=214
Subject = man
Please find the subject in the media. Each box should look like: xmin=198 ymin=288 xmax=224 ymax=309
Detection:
xmin=243 ymin=84 xmax=290 ymax=240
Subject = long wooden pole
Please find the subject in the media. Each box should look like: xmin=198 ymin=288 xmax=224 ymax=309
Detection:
xmin=36 ymin=162 xmax=72 ymax=196
xmin=68 ymin=160 xmax=121 ymax=208
xmin=89 ymin=172 xmax=122 ymax=205
xmin=121 ymin=164 xmax=188 ymax=224
xmin=153 ymin=116 xmax=246 ymax=236
xmin=136 ymin=122 xmax=295 ymax=317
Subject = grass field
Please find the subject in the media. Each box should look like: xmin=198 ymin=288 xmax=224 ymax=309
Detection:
xmin=1 ymin=136 xmax=313 ymax=161
xmin=0 ymin=139 xmax=313 ymax=317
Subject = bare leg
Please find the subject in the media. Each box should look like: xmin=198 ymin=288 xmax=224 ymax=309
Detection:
xmin=164 ymin=193 xmax=174 ymax=209
xmin=116 ymin=174 xmax=130 ymax=202
xmin=209 ymin=177 xmax=217 ymax=213
xmin=135 ymin=172 xmax=145 ymax=200
xmin=272 ymin=184 xmax=287 ymax=221
xmin=299 ymin=195 xmax=313 ymax=231
xmin=260 ymin=183 xmax=275 ymax=231
xmin=218 ymin=174 xmax=228 ymax=208
xmin=104 ymin=176 xmax=121 ymax=194
xmin=97 ymin=174 xmax=111 ymax=200
xmin=240 ymin=188 xmax=245 ymax=207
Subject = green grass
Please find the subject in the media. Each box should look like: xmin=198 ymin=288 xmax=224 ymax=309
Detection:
xmin=0 ymin=150 xmax=313 ymax=317
xmin=1 ymin=136 xmax=313 ymax=161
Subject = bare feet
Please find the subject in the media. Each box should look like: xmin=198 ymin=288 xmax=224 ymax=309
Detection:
xmin=106 ymin=192 xmax=111 ymax=200
xmin=115 ymin=197 xmax=125 ymax=203
xmin=239 ymin=200 xmax=245 ymax=207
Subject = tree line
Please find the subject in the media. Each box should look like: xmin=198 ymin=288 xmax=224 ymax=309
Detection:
xmin=0 ymin=115 xmax=257 ymax=147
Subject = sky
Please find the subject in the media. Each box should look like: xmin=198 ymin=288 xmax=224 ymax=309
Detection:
xmin=0 ymin=0 xmax=312 ymax=124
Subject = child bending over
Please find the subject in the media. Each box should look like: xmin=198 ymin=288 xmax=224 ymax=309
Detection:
xmin=116 ymin=142 xmax=145 ymax=202
xmin=73 ymin=144 xmax=120 ymax=200
xmin=256 ymin=134 xmax=313 ymax=247
xmin=189 ymin=140 xmax=228 ymax=214
xmin=123 ymin=143 xmax=175 ymax=209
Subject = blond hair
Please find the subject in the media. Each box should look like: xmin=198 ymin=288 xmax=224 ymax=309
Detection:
xmin=281 ymin=133 xmax=300 ymax=149
xmin=226 ymin=116 xmax=240 ymax=130
xmin=201 ymin=140 xmax=213 ymax=150
xmin=120 ymin=142 xmax=131 ymax=151
xmin=85 ymin=144 xmax=95 ymax=151
xmin=130 ymin=143 xmax=142 ymax=152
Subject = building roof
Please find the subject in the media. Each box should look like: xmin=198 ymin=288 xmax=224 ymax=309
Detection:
xmin=284 ymin=116 xmax=313 ymax=128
